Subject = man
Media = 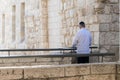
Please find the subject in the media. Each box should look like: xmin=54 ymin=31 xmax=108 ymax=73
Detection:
xmin=72 ymin=21 xmax=92 ymax=63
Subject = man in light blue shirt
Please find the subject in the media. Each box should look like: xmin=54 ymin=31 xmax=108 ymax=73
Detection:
xmin=72 ymin=21 xmax=92 ymax=63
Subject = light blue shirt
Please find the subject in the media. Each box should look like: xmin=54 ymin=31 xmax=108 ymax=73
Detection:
xmin=72 ymin=28 xmax=92 ymax=54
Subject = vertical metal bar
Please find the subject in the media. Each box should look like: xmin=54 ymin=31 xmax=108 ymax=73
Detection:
xmin=60 ymin=50 xmax=62 ymax=53
xmin=63 ymin=50 xmax=64 ymax=54
xmin=71 ymin=50 xmax=73 ymax=54
xmin=98 ymin=56 xmax=100 ymax=62
xmin=8 ymin=51 xmax=10 ymax=56
xmin=102 ymin=56 xmax=104 ymax=62
xmin=90 ymin=48 xmax=92 ymax=53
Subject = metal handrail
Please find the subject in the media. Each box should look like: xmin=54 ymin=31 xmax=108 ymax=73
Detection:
xmin=0 ymin=53 xmax=114 ymax=58
xmin=0 ymin=47 xmax=77 ymax=52
xmin=0 ymin=46 xmax=98 ymax=56
xmin=0 ymin=46 xmax=98 ymax=52
xmin=0 ymin=46 xmax=115 ymax=62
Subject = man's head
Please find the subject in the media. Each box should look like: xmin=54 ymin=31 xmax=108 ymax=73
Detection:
xmin=79 ymin=21 xmax=85 ymax=29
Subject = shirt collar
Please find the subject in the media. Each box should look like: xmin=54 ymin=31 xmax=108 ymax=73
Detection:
xmin=80 ymin=28 xmax=86 ymax=30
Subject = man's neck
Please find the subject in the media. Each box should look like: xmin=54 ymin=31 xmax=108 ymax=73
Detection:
xmin=80 ymin=27 xmax=85 ymax=29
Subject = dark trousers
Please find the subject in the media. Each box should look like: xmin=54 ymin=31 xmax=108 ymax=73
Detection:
xmin=77 ymin=57 xmax=89 ymax=63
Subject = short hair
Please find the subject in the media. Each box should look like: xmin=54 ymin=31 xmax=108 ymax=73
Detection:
xmin=79 ymin=21 xmax=85 ymax=27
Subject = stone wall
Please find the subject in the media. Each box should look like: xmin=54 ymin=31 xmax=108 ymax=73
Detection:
xmin=60 ymin=0 xmax=119 ymax=61
xmin=98 ymin=0 xmax=119 ymax=61
xmin=48 ymin=0 xmax=62 ymax=48
xmin=0 ymin=62 xmax=119 ymax=80
xmin=25 ymin=0 xmax=49 ymax=54
xmin=0 ymin=0 xmax=119 ymax=61
xmin=60 ymin=0 xmax=100 ymax=47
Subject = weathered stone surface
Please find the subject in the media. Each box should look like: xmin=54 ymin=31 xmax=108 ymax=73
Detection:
xmin=84 ymin=74 xmax=115 ymax=80
xmin=117 ymin=74 xmax=120 ymax=80
xmin=18 ymin=58 xmax=36 ymax=63
xmin=109 ymin=22 xmax=119 ymax=32
xmin=99 ymin=24 xmax=109 ymax=31
xmin=98 ymin=14 xmax=111 ymax=23
xmin=0 ymin=63 xmax=119 ymax=80
xmin=99 ymin=32 xmax=105 ymax=45
xmin=90 ymin=24 xmax=99 ymax=31
xmin=36 ymin=58 xmax=52 ymax=62
xmin=2 ymin=58 xmax=19 ymax=63
xmin=91 ymin=63 xmax=116 ymax=74
xmin=104 ymin=32 xmax=119 ymax=45
xmin=24 ymin=67 xmax=64 ymax=79
xmin=0 ymin=0 xmax=119 ymax=62
xmin=0 ymin=63 xmax=118 ymax=80
xmin=93 ymin=32 xmax=99 ymax=45
xmin=65 ymin=64 xmax=90 ymax=76
xmin=0 ymin=68 xmax=23 ymax=80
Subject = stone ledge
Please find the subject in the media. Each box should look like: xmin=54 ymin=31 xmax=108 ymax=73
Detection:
xmin=0 ymin=62 xmax=119 ymax=80
xmin=91 ymin=63 xmax=116 ymax=74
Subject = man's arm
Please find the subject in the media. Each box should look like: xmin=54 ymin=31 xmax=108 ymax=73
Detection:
xmin=72 ymin=32 xmax=79 ymax=47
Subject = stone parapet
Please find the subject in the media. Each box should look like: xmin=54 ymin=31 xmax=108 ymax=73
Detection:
xmin=0 ymin=62 xmax=119 ymax=80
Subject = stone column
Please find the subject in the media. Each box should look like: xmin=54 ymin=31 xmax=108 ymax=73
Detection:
xmin=47 ymin=0 xmax=62 ymax=48
xmin=39 ymin=0 xmax=49 ymax=48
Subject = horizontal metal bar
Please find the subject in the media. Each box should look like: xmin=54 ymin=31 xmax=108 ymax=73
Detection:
xmin=0 ymin=48 xmax=76 ymax=52
xmin=89 ymin=46 xmax=98 ymax=48
xmin=0 ymin=53 xmax=115 ymax=58
xmin=0 ymin=46 xmax=98 ymax=52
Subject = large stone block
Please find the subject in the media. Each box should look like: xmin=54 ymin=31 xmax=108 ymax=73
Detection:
xmin=52 ymin=58 xmax=62 ymax=62
xmin=99 ymin=32 xmax=105 ymax=45
xmin=111 ymin=14 xmax=119 ymax=23
xmin=0 ymin=59 xmax=3 ymax=63
xmin=104 ymin=32 xmax=119 ymax=45
xmin=110 ymin=4 xmax=119 ymax=14
xmin=91 ymin=63 xmax=116 ymax=74
xmin=18 ymin=58 xmax=36 ymax=63
xmin=0 ymin=68 xmax=23 ymax=80
xmin=84 ymin=74 xmax=115 ymax=80
xmin=93 ymin=32 xmax=99 ymax=45
xmin=36 ymin=58 xmax=52 ymax=62
xmin=98 ymin=14 xmax=111 ymax=23
xmin=99 ymin=24 xmax=109 ymax=31
xmin=109 ymin=22 xmax=119 ymax=32
xmin=109 ymin=46 xmax=119 ymax=54
xmin=2 ymin=58 xmax=19 ymax=63
xmin=99 ymin=32 xmax=119 ymax=45
xmin=31 ymin=62 xmax=60 ymax=65
xmin=104 ymin=5 xmax=111 ymax=14
xmin=24 ymin=67 xmax=64 ymax=79
xmin=90 ymin=24 xmax=99 ymax=31
xmin=65 ymin=64 xmax=90 ymax=76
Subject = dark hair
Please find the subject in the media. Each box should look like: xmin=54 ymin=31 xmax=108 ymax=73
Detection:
xmin=79 ymin=21 xmax=85 ymax=27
